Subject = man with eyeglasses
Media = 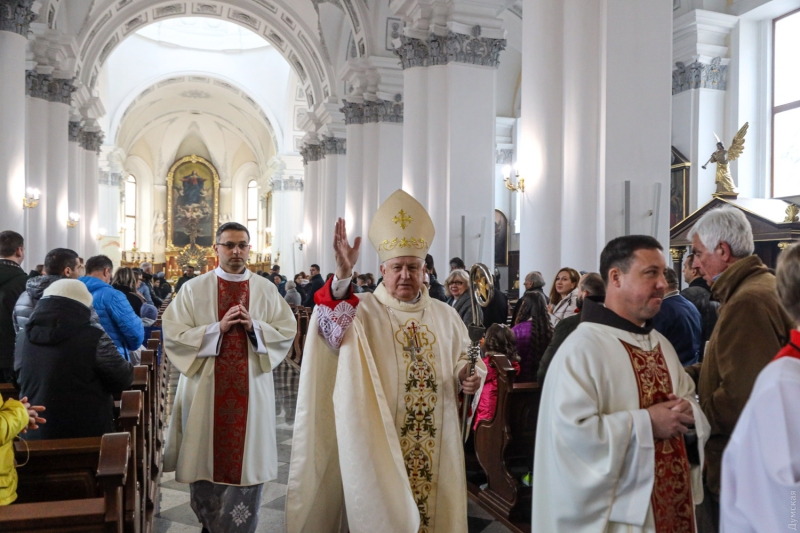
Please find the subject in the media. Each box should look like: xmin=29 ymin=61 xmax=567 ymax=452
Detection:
xmin=163 ymin=222 xmax=297 ymax=533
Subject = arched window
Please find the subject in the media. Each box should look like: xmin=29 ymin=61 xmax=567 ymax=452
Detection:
xmin=124 ymin=175 xmax=137 ymax=250
xmin=247 ymin=180 xmax=259 ymax=245
xmin=772 ymin=8 xmax=800 ymax=197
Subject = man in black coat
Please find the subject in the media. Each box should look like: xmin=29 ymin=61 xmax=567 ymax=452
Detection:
xmin=681 ymin=252 xmax=719 ymax=361
xmin=16 ymin=279 xmax=133 ymax=440
xmin=0 ymin=231 xmax=28 ymax=384
xmin=302 ymin=263 xmax=325 ymax=309
xmin=175 ymin=265 xmax=196 ymax=293
xmin=424 ymin=254 xmax=447 ymax=302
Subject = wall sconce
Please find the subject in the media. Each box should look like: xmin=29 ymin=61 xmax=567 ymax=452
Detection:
xmin=503 ymin=165 xmax=524 ymax=193
xmin=66 ymin=212 xmax=81 ymax=228
xmin=96 ymin=227 xmax=106 ymax=240
xmin=23 ymin=188 xmax=40 ymax=209
xmin=296 ymin=232 xmax=308 ymax=251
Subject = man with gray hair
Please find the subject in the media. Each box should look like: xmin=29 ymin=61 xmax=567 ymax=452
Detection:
xmin=686 ymin=206 xmax=793 ymax=532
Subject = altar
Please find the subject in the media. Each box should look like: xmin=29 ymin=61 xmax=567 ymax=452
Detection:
xmin=164 ymin=155 xmax=220 ymax=279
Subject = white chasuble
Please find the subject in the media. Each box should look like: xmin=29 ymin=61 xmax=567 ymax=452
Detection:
xmin=285 ymin=282 xmax=486 ymax=533
xmin=531 ymin=301 xmax=710 ymax=533
xmin=162 ymin=268 xmax=296 ymax=486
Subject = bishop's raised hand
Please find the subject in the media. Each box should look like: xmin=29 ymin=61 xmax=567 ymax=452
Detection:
xmin=333 ymin=217 xmax=361 ymax=281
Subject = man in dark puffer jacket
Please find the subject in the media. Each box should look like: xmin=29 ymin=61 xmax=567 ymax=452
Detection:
xmin=0 ymin=231 xmax=28 ymax=384
xmin=13 ymin=248 xmax=81 ymax=334
xmin=16 ymin=279 xmax=133 ymax=440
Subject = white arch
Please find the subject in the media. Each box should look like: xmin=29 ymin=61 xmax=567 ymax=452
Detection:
xmin=109 ymin=72 xmax=284 ymax=154
xmin=76 ymin=0 xmax=338 ymax=111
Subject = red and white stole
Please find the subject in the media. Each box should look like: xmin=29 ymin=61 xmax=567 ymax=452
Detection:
xmin=213 ymin=277 xmax=250 ymax=484
xmin=621 ymin=340 xmax=696 ymax=533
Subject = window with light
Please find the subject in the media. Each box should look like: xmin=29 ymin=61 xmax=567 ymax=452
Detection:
xmin=247 ymin=180 xmax=259 ymax=245
xmin=772 ymin=8 xmax=800 ymax=197
xmin=124 ymin=175 xmax=137 ymax=250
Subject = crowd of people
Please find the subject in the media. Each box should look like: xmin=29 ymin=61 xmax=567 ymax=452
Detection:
xmin=1 ymin=199 xmax=798 ymax=533
xmin=0 ymin=232 xmax=179 ymax=505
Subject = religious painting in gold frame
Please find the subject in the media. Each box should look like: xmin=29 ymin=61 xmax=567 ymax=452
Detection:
xmin=166 ymin=155 xmax=220 ymax=251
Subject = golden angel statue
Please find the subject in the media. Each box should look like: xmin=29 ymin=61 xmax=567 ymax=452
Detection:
xmin=702 ymin=123 xmax=749 ymax=195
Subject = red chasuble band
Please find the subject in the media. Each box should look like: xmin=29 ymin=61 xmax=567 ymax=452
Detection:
xmin=773 ymin=330 xmax=800 ymax=362
xmin=213 ymin=278 xmax=250 ymax=484
xmin=621 ymin=340 xmax=696 ymax=533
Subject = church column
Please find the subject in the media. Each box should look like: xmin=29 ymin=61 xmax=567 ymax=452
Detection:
xmin=25 ymin=72 xmax=50 ymax=267
xmin=341 ymin=58 xmax=404 ymax=276
xmin=0 ymin=0 xmax=35 ymax=235
xmin=67 ymin=120 xmax=84 ymax=253
xmin=342 ymin=100 xmax=365 ymax=241
xmin=269 ymin=156 xmax=304 ymax=277
xmin=317 ymin=134 xmax=346 ymax=276
xmin=300 ymin=140 xmax=323 ymax=269
xmin=671 ymin=10 xmax=738 ymax=206
xmin=520 ymin=0 xmax=673 ymax=280
xmin=45 ymin=77 xmax=74 ymax=254
xmin=81 ymin=130 xmax=103 ymax=258
xmin=392 ymin=3 xmax=506 ymax=267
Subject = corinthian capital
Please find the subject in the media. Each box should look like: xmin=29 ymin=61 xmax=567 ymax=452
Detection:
xmin=0 ymin=0 xmax=37 ymax=36
xmin=393 ymin=27 xmax=506 ymax=70
xmin=81 ymin=130 xmax=105 ymax=153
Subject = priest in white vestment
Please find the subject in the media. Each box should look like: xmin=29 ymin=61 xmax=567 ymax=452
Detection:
xmin=163 ymin=222 xmax=296 ymax=533
xmin=285 ymin=190 xmax=485 ymax=533
xmin=720 ymin=242 xmax=800 ymax=533
xmin=532 ymin=236 xmax=710 ymax=533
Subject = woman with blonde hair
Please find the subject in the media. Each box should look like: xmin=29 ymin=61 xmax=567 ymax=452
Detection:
xmin=445 ymin=269 xmax=481 ymax=326
xmin=548 ymin=267 xmax=580 ymax=326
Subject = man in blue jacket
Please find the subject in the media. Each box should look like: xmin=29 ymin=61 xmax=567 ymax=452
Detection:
xmin=652 ymin=267 xmax=702 ymax=366
xmin=80 ymin=255 xmax=144 ymax=360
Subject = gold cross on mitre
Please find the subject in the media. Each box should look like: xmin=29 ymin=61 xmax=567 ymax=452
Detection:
xmin=392 ymin=209 xmax=413 ymax=230
xmin=368 ymin=190 xmax=435 ymax=263
xmin=402 ymin=321 xmax=424 ymax=359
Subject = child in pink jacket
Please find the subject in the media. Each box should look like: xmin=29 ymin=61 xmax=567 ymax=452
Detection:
xmin=473 ymin=324 xmax=520 ymax=430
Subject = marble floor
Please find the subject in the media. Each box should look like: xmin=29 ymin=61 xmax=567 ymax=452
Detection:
xmin=155 ymin=361 xmax=512 ymax=533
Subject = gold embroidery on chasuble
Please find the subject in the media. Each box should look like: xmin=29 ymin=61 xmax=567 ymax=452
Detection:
xmin=620 ymin=340 xmax=695 ymax=533
xmin=394 ymin=317 xmax=442 ymax=533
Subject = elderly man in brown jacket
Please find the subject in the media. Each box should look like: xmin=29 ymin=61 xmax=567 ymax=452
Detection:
xmin=686 ymin=206 xmax=793 ymax=533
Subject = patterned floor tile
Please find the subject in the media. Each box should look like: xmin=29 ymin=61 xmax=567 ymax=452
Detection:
xmin=159 ymin=487 xmax=192 ymax=513
xmin=260 ymin=482 xmax=288 ymax=506
xmin=153 ymin=517 xmax=202 ymax=533
xmin=157 ymin=502 xmax=202 ymax=528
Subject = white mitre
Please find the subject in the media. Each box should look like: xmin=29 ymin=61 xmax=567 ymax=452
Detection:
xmin=368 ymin=189 xmax=435 ymax=263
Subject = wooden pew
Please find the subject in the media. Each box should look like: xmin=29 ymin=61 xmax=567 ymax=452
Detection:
xmin=291 ymin=308 xmax=309 ymax=366
xmin=116 ymin=390 xmax=143 ymax=533
xmin=0 ymin=382 xmax=19 ymax=400
xmin=470 ymin=354 xmax=542 ymax=533
xmin=0 ymin=432 xmax=131 ymax=533
xmin=129 ymin=366 xmax=150 ymax=532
